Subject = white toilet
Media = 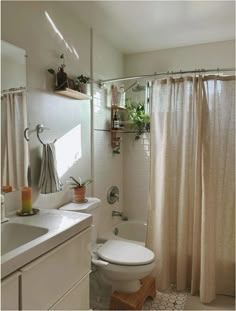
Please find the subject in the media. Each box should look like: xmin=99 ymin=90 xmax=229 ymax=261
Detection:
xmin=59 ymin=198 xmax=156 ymax=293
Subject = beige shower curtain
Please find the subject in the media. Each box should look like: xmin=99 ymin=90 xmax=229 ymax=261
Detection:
xmin=147 ymin=75 xmax=235 ymax=303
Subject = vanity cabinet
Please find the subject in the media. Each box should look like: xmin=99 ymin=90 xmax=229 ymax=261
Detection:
xmin=20 ymin=227 xmax=91 ymax=310
xmin=1 ymin=271 xmax=21 ymax=310
xmin=50 ymin=273 xmax=89 ymax=310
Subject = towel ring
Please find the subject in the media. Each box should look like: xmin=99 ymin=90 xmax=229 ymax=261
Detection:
xmin=36 ymin=124 xmax=57 ymax=145
xmin=24 ymin=127 xmax=29 ymax=142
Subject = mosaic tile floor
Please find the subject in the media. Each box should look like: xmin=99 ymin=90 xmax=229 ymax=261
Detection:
xmin=143 ymin=284 xmax=188 ymax=310
xmin=90 ymin=270 xmax=188 ymax=310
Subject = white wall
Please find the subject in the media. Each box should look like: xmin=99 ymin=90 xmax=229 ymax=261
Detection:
xmin=93 ymin=31 xmax=124 ymax=237
xmin=123 ymin=40 xmax=235 ymax=222
xmin=1 ymin=41 xmax=26 ymax=90
xmin=124 ymin=40 xmax=235 ymax=75
xmin=1 ymin=1 xmax=92 ymax=209
xmin=1 ymin=1 xmax=125 ymax=236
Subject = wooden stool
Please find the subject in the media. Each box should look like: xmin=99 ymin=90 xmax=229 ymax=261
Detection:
xmin=110 ymin=276 xmax=156 ymax=310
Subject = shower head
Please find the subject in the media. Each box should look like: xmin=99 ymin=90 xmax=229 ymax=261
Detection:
xmin=132 ymin=82 xmax=145 ymax=92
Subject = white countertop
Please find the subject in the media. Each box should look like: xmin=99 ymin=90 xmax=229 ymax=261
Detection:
xmin=1 ymin=209 xmax=92 ymax=279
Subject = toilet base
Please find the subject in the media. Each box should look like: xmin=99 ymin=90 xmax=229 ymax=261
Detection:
xmin=112 ymin=280 xmax=141 ymax=293
xmin=110 ymin=276 xmax=156 ymax=310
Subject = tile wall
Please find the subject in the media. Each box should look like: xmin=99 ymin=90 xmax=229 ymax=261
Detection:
xmin=93 ymin=83 xmax=124 ymax=237
xmin=123 ymin=133 xmax=150 ymax=222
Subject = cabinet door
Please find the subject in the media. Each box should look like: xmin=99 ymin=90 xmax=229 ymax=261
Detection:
xmin=50 ymin=272 xmax=90 ymax=310
xmin=1 ymin=271 xmax=20 ymax=310
xmin=21 ymin=227 xmax=91 ymax=310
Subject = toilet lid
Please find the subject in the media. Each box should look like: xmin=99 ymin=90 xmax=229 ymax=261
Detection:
xmin=97 ymin=240 xmax=155 ymax=266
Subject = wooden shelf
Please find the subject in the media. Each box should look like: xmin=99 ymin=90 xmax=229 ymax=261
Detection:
xmin=110 ymin=129 xmax=125 ymax=133
xmin=55 ymin=88 xmax=92 ymax=100
xmin=111 ymin=105 xmax=126 ymax=110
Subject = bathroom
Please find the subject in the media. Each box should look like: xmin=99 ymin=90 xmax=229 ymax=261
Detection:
xmin=1 ymin=1 xmax=235 ymax=310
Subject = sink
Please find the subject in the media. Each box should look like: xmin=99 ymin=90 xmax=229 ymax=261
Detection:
xmin=1 ymin=222 xmax=48 ymax=256
xmin=1 ymin=209 xmax=92 ymax=279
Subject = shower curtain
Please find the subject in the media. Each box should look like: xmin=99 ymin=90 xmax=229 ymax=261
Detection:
xmin=146 ymin=75 xmax=235 ymax=303
xmin=1 ymin=91 xmax=29 ymax=189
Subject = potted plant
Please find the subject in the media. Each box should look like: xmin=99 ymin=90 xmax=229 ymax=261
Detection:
xmin=67 ymin=176 xmax=92 ymax=203
xmin=77 ymin=74 xmax=90 ymax=94
xmin=48 ymin=54 xmax=69 ymax=90
xmin=125 ymin=100 xmax=150 ymax=140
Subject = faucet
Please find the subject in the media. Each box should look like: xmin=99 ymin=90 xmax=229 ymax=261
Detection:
xmin=1 ymin=193 xmax=9 ymax=223
xmin=112 ymin=210 xmax=128 ymax=221
xmin=112 ymin=210 xmax=122 ymax=217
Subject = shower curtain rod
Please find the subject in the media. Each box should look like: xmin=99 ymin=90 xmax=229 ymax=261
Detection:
xmin=99 ymin=67 xmax=235 ymax=85
xmin=1 ymin=86 xmax=26 ymax=95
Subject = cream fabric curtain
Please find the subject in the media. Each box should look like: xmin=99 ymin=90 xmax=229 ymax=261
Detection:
xmin=147 ymin=75 xmax=235 ymax=303
xmin=1 ymin=91 xmax=29 ymax=189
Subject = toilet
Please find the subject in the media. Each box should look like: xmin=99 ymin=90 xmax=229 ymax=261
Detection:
xmin=59 ymin=198 xmax=156 ymax=293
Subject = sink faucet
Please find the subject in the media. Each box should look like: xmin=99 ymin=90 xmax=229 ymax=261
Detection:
xmin=1 ymin=193 xmax=9 ymax=223
xmin=112 ymin=210 xmax=128 ymax=221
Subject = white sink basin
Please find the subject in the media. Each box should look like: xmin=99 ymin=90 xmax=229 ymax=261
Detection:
xmin=1 ymin=223 xmax=49 ymax=256
xmin=1 ymin=209 xmax=92 ymax=279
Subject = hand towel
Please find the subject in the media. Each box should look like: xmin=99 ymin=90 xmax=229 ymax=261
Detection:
xmin=39 ymin=143 xmax=62 ymax=194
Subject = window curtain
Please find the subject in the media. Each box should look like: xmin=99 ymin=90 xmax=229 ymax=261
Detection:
xmin=146 ymin=75 xmax=235 ymax=303
xmin=1 ymin=91 xmax=29 ymax=189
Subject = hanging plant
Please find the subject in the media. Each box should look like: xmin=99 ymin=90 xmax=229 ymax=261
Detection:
xmin=125 ymin=100 xmax=150 ymax=140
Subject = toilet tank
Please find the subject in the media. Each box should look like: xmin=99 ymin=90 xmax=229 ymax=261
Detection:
xmin=59 ymin=197 xmax=101 ymax=243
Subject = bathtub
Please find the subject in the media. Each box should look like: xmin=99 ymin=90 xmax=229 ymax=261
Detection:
xmin=100 ymin=220 xmax=147 ymax=246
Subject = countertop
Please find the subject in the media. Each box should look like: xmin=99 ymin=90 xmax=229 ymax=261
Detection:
xmin=1 ymin=209 xmax=92 ymax=279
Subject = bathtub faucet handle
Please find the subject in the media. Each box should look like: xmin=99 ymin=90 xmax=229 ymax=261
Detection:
xmin=111 ymin=193 xmax=119 ymax=200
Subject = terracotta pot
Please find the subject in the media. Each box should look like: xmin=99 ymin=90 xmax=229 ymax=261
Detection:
xmin=74 ymin=187 xmax=86 ymax=202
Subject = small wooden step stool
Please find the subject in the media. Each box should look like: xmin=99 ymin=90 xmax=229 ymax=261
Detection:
xmin=110 ymin=276 xmax=156 ymax=310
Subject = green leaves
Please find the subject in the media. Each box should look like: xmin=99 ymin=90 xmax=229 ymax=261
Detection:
xmin=48 ymin=69 xmax=55 ymax=75
xmin=125 ymin=100 xmax=150 ymax=139
xmin=66 ymin=176 xmax=93 ymax=188
xmin=77 ymin=75 xmax=90 ymax=84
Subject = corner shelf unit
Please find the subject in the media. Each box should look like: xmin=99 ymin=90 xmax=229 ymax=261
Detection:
xmin=55 ymin=88 xmax=92 ymax=100
xmin=110 ymin=105 xmax=126 ymax=152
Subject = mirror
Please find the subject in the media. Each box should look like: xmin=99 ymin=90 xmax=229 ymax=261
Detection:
xmin=1 ymin=40 xmax=30 ymax=191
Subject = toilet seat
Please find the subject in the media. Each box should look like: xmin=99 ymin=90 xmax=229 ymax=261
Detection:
xmin=97 ymin=240 xmax=155 ymax=266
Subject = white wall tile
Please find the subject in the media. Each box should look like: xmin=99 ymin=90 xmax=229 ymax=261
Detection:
xmin=123 ymin=133 xmax=150 ymax=222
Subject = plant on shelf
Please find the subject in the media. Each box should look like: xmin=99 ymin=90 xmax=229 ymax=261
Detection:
xmin=125 ymin=100 xmax=150 ymax=140
xmin=67 ymin=176 xmax=93 ymax=203
xmin=48 ymin=54 xmax=69 ymax=90
xmin=76 ymin=74 xmax=90 ymax=94
xmin=77 ymin=74 xmax=90 ymax=84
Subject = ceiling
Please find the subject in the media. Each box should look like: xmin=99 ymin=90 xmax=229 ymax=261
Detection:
xmin=61 ymin=1 xmax=235 ymax=54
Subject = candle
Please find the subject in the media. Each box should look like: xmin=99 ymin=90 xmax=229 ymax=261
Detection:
xmin=21 ymin=187 xmax=32 ymax=214
xmin=2 ymin=185 xmax=12 ymax=193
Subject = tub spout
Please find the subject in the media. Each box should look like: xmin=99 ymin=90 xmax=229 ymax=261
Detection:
xmin=112 ymin=211 xmax=128 ymax=220
xmin=112 ymin=210 xmax=122 ymax=217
